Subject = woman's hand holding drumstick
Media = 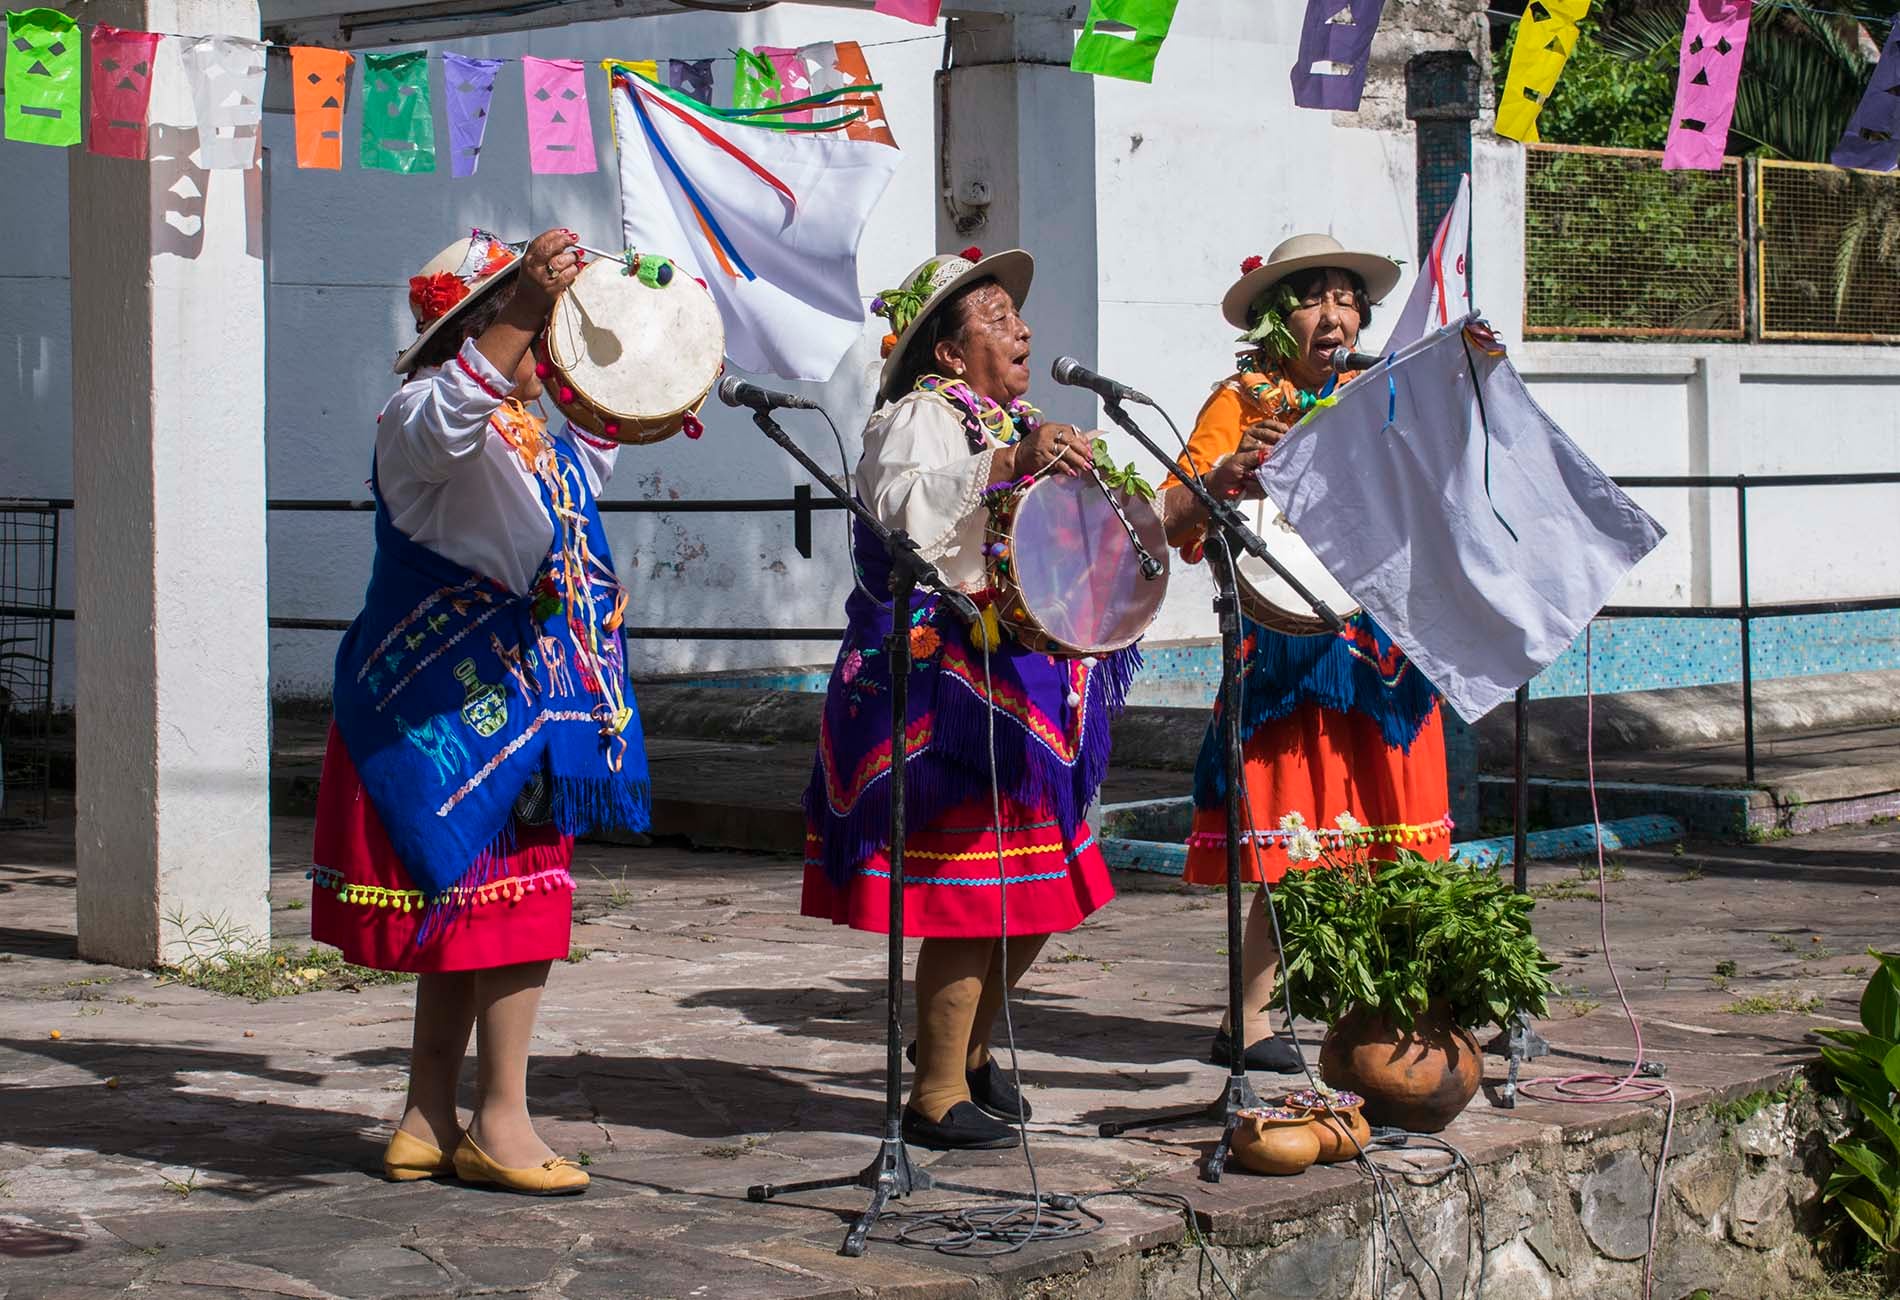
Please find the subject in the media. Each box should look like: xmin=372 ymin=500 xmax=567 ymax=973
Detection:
xmin=992 ymin=421 xmax=1097 ymax=483
xmin=475 ymin=228 xmax=581 ymax=389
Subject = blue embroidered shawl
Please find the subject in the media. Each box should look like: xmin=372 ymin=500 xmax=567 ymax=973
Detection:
xmin=1192 ymin=613 xmax=1440 ymax=807
xmin=333 ymin=435 xmax=650 ymax=905
xmin=802 ymin=513 xmax=1139 ymax=887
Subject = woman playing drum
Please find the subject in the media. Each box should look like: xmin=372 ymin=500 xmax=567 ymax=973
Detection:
xmin=802 ymin=248 xmax=1138 ymax=1151
xmin=309 ymin=228 xmax=650 ymax=1195
xmin=1159 ymin=235 xmax=1452 ymax=1074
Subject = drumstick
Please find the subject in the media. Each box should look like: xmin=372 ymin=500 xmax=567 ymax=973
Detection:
xmin=1084 ymin=464 xmax=1165 ymax=580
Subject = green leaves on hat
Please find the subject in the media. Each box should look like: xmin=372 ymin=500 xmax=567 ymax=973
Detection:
xmin=873 ymin=261 xmax=941 ymax=340
xmin=1240 ymin=282 xmax=1302 ymax=360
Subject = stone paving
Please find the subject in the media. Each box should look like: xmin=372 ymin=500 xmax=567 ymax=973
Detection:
xmin=1 ymin=808 xmax=1895 ymax=1299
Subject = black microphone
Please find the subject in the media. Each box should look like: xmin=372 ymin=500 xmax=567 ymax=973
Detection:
xmin=1329 ymin=346 xmax=1389 ymax=373
xmin=1050 ymin=356 xmax=1151 ymax=407
xmin=717 ymin=375 xmax=821 ymax=412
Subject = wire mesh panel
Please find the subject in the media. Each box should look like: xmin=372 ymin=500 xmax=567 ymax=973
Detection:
xmin=0 ymin=504 xmax=58 ymax=829
xmin=1524 ymin=144 xmax=1745 ymax=339
xmin=1759 ymin=160 xmax=1900 ymax=343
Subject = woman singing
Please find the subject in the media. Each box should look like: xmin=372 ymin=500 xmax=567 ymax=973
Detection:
xmin=802 ymin=248 xmax=1138 ymax=1150
xmin=1160 ymin=235 xmax=1451 ymax=1074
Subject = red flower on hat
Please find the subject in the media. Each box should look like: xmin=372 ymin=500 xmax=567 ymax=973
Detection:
xmin=1240 ymin=255 xmax=1264 ymax=274
xmin=409 ymin=272 xmax=470 ymax=325
xmin=961 ymin=246 xmax=984 ymax=263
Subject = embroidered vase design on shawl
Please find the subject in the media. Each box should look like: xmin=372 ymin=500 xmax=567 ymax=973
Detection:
xmin=332 ymin=416 xmax=648 ymax=922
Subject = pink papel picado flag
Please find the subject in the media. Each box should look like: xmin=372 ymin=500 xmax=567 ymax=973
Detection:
xmin=1663 ymin=0 xmax=1754 ymax=171
xmin=522 ymin=56 xmax=597 ymax=174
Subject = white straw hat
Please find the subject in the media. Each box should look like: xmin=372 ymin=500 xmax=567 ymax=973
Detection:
xmin=1220 ymin=233 xmax=1402 ymax=332
xmin=393 ymin=229 xmax=526 ymax=375
xmin=873 ymin=247 xmax=1034 ymax=401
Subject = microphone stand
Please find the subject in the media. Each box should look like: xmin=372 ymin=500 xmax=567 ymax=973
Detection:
xmin=739 ymin=407 xmax=1075 ymax=1255
xmin=1089 ymin=397 xmax=1343 ymax=1182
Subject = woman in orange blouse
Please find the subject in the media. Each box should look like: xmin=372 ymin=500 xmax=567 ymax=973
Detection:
xmin=1161 ymin=235 xmax=1452 ymax=1074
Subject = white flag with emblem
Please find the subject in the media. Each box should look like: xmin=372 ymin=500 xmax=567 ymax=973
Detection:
xmin=1380 ymin=174 xmax=1472 ymax=353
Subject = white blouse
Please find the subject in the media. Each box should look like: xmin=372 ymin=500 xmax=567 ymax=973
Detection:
xmin=856 ymin=391 xmax=1001 ymax=592
xmin=374 ymin=338 xmax=619 ymax=596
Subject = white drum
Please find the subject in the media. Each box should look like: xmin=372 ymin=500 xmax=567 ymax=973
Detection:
xmin=538 ymin=254 xmax=724 ymax=445
xmin=1234 ymin=497 xmax=1359 ymax=636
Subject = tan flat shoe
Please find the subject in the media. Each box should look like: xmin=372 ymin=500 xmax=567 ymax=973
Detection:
xmin=381 ymin=1128 xmax=458 ymax=1182
xmin=451 ymin=1133 xmax=589 ymax=1196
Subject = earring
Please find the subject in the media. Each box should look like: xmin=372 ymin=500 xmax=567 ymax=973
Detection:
xmin=953 ymin=364 xmax=964 ymax=375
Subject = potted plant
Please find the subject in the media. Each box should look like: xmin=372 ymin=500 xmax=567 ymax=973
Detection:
xmin=1268 ymin=817 xmax=1559 ymax=1132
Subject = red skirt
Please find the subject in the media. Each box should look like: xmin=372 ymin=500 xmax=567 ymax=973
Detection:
xmin=309 ymin=725 xmax=575 ymax=973
xmin=801 ymin=796 xmax=1114 ymax=939
xmin=1183 ymin=702 xmax=1452 ymax=886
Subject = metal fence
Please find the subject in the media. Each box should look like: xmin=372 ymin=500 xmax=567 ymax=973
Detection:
xmin=0 ymin=504 xmax=58 ymax=828
xmin=1524 ymin=143 xmax=1900 ymax=344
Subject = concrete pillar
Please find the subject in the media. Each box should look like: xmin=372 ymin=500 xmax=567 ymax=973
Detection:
xmin=1407 ymin=50 xmax=1483 ymax=839
xmin=937 ymin=14 xmax=1098 ymax=431
xmin=71 ymin=0 xmax=271 ymax=966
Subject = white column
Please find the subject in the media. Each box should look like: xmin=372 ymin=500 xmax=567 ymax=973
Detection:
xmin=939 ymin=14 xmax=1098 ymax=431
xmin=70 ymin=0 xmax=271 ymax=966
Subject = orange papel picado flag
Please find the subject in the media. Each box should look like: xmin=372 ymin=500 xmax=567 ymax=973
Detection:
xmin=291 ymin=47 xmax=353 ymax=169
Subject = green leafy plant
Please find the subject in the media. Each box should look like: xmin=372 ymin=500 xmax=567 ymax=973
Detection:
xmin=1817 ymin=951 xmax=1900 ymax=1260
xmin=1269 ymin=842 xmax=1559 ymax=1032
xmin=1090 ymin=438 xmax=1156 ymax=501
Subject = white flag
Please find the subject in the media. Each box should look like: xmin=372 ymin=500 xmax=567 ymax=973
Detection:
xmin=610 ymin=68 xmax=901 ymax=382
xmin=1380 ymin=174 xmax=1471 ymax=353
xmin=1258 ymin=317 xmax=1664 ymax=723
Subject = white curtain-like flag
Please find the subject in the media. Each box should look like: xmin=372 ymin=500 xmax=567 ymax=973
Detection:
xmin=610 ymin=69 xmax=901 ymax=382
xmin=1379 ymin=174 xmax=1472 ymax=354
xmin=1257 ymin=317 xmax=1664 ymax=723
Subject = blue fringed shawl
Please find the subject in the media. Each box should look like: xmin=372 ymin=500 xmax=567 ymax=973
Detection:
xmin=332 ymin=436 xmax=650 ymax=910
xmin=1192 ymin=613 xmax=1439 ymax=807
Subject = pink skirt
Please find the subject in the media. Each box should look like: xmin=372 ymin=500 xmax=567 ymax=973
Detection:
xmin=309 ymin=725 xmax=574 ymax=973
xmin=801 ymin=796 xmax=1113 ymax=939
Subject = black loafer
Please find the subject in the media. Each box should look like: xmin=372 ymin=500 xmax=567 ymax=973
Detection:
xmin=904 ymin=1043 xmax=1036 ymax=1123
xmin=902 ymin=1101 xmax=1020 ymax=1151
xmin=1208 ymin=1027 xmax=1305 ymax=1074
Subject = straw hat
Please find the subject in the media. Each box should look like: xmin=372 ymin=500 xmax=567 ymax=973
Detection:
xmin=873 ymin=247 xmax=1034 ymax=401
xmin=393 ymin=229 xmax=526 ymax=374
xmin=1219 ymin=233 xmax=1403 ymax=332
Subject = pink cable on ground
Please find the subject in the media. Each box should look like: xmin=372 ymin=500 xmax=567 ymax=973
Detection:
xmin=1517 ymin=624 xmax=1677 ymax=1300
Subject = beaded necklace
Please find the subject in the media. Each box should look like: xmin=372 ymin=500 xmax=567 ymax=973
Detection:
xmin=1233 ymin=350 xmax=1338 ymax=419
xmin=913 ymin=373 xmax=1040 ymax=451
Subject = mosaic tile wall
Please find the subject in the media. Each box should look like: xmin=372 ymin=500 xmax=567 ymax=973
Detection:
xmin=664 ymin=609 xmax=1900 ymax=702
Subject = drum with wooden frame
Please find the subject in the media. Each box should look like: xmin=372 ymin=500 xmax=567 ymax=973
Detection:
xmin=983 ymin=472 xmax=1169 ymax=657
xmin=535 ymin=252 xmax=724 ymax=445
xmin=1233 ymin=495 xmax=1361 ymax=635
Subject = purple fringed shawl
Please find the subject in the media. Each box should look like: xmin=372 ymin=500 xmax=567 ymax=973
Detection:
xmin=803 ymin=514 xmax=1139 ymax=887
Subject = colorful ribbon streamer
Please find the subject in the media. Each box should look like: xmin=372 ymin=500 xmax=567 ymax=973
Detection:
xmin=522 ymin=56 xmax=597 ymax=174
xmin=759 ymin=46 xmax=814 ymax=123
xmin=4 ymin=8 xmax=82 ymax=146
xmin=87 ymin=25 xmax=162 ymax=160
xmin=1070 ymin=0 xmax=1182 ymax=84
xmin=442 ymin=52 xmax=501 ymax=178
xmin=1832 ymin=17 xmax=1900 ymax=172
xmin=361 ymin=50 xmax=435 ymax=173
xmin=1496 ymin=0 xmax=1592 ymax=144
xmin=289 ymin=46 xmax=351 ymax=170
xmin=1663 ymin=0 xmax=1753 ymax=171
xmin=1290 ymin=0 xmax=1389 ymax=111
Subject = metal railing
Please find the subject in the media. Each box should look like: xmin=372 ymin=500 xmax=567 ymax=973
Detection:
xmin=1525 ymin=143 xmax=1900 ymax=344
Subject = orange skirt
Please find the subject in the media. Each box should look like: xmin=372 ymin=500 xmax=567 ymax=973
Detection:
xmin=1183 ymin=701 xmax=1452 ymax=886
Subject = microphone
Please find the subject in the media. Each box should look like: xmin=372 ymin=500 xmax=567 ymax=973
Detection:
xmin=1329 ymin=346 xmax=1389 ymax=373
xmin=1051 ymin=356 xmax=1151 ymax=407
xmin=717 ymin=375 xmax=821 ymax=412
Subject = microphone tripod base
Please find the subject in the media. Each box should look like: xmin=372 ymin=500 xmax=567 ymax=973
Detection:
xmin=746 ymin=1129 xmax=1078 ymax=1257
xmin=1096 ymin=1071 xmax=1264 ymax=1183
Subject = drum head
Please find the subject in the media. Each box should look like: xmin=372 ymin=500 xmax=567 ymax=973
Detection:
xmin=1234 ymin=497 xmax=1358 ymax=636
xmin=547 ymin=259 xmax=724 ymax=421
xmin=1008 ymin=475 xmax=1169 ymax=655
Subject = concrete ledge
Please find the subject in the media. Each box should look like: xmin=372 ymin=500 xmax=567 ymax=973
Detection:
xmin=1474 ymin=670 xmax=1900 ymax=768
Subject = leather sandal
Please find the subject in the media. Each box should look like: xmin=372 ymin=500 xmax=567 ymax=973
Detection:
xmin=451 ymin=1133 xmax=590 ymax=1196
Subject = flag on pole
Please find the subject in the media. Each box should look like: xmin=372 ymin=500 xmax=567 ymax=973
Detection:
xmin=1257 ymin=318 xmax=1664 ymax=723
xmin=609 ymin=67 xmax=902 ymax=381
xmin=1380 ymin=173 xmax=1471 ymax=353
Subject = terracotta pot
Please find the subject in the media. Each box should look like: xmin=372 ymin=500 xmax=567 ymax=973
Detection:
xmin=1283 ymin=1089 xmax=1374 ymax=1164
xmin=1317 ymin=1000 xmax=1482 ymax=1133
xmin=1229 ymin=1107 xmax=1322 ymax=1177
